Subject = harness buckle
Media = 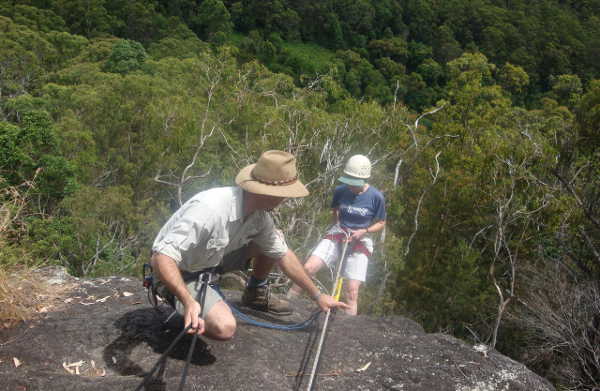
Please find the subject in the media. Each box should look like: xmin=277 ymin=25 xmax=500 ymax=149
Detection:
xmin=194 ymin=270 xmax=217 ymax=290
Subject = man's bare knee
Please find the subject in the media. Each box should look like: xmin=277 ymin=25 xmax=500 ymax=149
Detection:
xmin=208 ymin=321 xmax=236 ymax=341
xmin=204 ymin=301 xmax=236 ymax=340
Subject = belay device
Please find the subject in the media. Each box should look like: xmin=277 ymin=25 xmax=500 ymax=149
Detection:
xmin=142 ymin=263 xmax=159 ymax=308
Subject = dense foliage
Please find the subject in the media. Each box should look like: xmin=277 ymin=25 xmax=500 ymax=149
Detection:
xmin=1 ymin=1 xmax=599 ymax=389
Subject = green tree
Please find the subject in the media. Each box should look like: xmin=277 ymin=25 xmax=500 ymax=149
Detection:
xmin=52 ymin=0 xmax=113 ymax=36
xmin=497 ymin=62 xmax=529 ymax=96
xmin=432 ymin=25 xmax=462 ymax=63
xmin=0 ymin=16 xmax=57 ymax=98
xmin=103 ymin=39 xmax=147 ymax=74
xmin=104 ymin=0 xmax=168 ymax=44
xmin=407 ymin=40 xmax=433 ymax=70
xmin=416 ymin=58 xmax=443 ymax=85
xmin=549 ymin=74 xmax=583 ymax=108
xmin=576 ymin=79 xmax=600 ymax=153
xmin=334 ymin=0 xmax=376 ymax=44
xmin=0 ymin=111 xmax=75 ymax=205
xmin=323 ymin=12 xmax=344 ymax=49
xmin=335 ymin=50 xmax=392 ymax=102
xmin=194 ymin=0 xmax=233 ymax=42
xmin=147 ymin=22 xmax=209 ymax=59
xmin=0 ymin=4 xmax=66 ymax=33
xmin=367 ymin=36 xmax=408 ymax=63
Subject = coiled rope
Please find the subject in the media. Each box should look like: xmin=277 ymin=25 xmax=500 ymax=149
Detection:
xmin=214 ymin=285 xmax=321 ymax=331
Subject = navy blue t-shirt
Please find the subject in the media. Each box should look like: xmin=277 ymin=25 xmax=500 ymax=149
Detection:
xmin=331 ymin=185 xmax=386 ymax=229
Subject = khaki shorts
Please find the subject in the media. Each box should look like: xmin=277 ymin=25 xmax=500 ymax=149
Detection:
xmin=155 ymin=245 xmax=251 ymax=317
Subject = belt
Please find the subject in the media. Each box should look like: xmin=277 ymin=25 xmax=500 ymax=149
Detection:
xmin=181 ymin=266 xmax=222 ymax=284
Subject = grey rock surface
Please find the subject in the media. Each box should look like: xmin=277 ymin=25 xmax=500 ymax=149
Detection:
xmin=0 ymin=267 xmax=555 ymax=391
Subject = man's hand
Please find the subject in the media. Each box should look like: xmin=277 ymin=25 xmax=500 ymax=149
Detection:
xmin=183 ymin=299 xmax=205 ymax=335
xmin=152 ymin=253 xmax=206 ymax=335
xmin=315 ymin=293 xmax=351 ymax=312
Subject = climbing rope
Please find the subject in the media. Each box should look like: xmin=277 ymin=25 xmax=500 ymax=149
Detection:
xmin=135 ymin=260 xmax=326 ymax=391
xmin=136 ymin=270 xmax=211 ymax=391
xmin=134 ymin=323 xmax=193 ymax=391
xmin=213 ymin=285 xmax=321 ymax=331
xmin=139 ymin=264 xmax=323 ymax=391
xmin=306 ymin=229 xmax=351 ymax=391
xmin=144 ymin=264 xmax=321 ymax=332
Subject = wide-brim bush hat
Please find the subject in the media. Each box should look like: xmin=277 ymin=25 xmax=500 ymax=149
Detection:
xmin=338 ymin=154 xmax=371 ymax=186
xmin=236 ymin=150 xmax=309 ymax=198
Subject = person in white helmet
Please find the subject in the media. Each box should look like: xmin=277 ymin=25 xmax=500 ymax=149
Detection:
xmin=288 ymin=154 xmax=386 ymax=315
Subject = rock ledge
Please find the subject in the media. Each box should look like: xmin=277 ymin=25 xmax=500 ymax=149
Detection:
xmin=0 ymin=267 xmax=554 ymax=391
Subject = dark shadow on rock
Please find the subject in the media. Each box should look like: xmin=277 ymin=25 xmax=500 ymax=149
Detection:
xmin=103 ymin=306 xmax=216 ymax=380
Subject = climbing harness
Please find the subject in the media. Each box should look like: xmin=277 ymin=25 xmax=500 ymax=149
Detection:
xmin=136 ymin=268 xmax=213 ymax=391
xmin=306 ymin=229 xmax=352 ymax=391
xmin=142 ymin=263 xmax=159 ymax=307
xmin=324 ymin=231 xmax=372 ymax=258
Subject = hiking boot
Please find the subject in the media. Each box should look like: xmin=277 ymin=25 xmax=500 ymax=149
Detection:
xmin=242 ymin=284 xmax=293 ymax=315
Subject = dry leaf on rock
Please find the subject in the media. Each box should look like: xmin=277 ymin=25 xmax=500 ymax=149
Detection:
xmin=13 ymin=357 xmax=22 ymax=368
xmin=62 ymin=360 xmax=85 ymax=375
xmin=89 ymin=360 xmax=106 ymax=377
xmin=62 ymin=362 xmax=74 ymax=374
xmin=356 ymin=361 xmax=371 ymax=372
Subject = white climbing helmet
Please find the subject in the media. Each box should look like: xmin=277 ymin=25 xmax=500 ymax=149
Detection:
xmin=338 ymin=154 xmax=371 ymax=186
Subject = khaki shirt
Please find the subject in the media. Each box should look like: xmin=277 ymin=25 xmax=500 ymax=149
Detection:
xmin=152 ymin=186 xmax=288 ymax=272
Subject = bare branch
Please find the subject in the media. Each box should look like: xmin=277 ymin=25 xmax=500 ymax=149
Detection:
xmin=392 ymin=80 xmax=400 ymax=110
xmin=579 ymin=227 xmax=600 ymax=268
xmin=408 ymin=103 xmax=446 ymax=150
xmin=393 ymin=159 xmax=403 ymax=187
xmin=415 ymin=104 xmax=446 ymax=130
xmin=405 ymin=152 xmax=442 ymax=256
xmin=553 ymin=169 xmax=600 ymax=231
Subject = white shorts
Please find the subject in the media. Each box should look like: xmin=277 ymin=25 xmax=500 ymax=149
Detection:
xmin=311 ymin=234 xmax=373 ymax=282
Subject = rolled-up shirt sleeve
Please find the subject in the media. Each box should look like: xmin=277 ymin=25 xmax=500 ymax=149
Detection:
xmin=152 ymin=202 xmax=212 ymax=264
xmin=252 ymin=212 xmax=288 ymax=260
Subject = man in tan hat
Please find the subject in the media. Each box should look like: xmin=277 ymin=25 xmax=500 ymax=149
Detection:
xmin=151 ymin=150 xmax=348 ymax=339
